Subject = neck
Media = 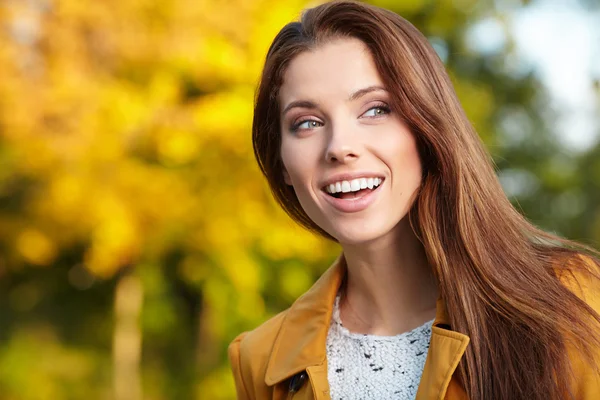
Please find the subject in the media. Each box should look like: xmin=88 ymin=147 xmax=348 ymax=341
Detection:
xmin=339 ymin=219 xmax=438 ymax=336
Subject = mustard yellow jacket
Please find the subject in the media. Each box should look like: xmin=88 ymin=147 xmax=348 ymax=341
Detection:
xmin=228 ymin=255 xmax=600 ymax=399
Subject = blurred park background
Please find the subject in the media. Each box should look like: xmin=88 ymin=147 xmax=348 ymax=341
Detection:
xmin=0 ymin=0 xmax=599 ymax=399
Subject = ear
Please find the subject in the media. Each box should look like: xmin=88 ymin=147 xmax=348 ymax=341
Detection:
xmin=282 ymin=167 xmax=292 ymax=186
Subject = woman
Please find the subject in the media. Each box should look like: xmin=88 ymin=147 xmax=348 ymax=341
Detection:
xmin=229 ymin=1 xmax=600 ymax=399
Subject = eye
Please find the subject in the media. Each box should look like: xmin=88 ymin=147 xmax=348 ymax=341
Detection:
xmin=291 ymin=119 xmax=323 ymax=132
xmin=361 ymin=104 xmax=391 ymax=118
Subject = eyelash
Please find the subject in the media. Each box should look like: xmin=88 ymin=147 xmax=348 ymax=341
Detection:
xmin=289 ymin=103 xmax=391 ymax=133
xmin=363 ymin=103 xmax=391 ymax=118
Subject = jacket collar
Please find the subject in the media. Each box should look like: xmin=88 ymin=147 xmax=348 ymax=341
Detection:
xmin=264 ymin=253 xmax=470 ymax=398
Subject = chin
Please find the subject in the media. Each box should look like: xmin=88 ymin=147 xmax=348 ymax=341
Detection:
xmin=327 ymin=222 xmax=397 ymax=246
xmin=320 ymin=211 xmax=414 ymax=246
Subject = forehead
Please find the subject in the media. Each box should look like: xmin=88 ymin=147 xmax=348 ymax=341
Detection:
xmin=279 ymin=37 xmax=384 ymax=105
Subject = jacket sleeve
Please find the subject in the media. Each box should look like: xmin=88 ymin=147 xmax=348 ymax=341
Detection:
xmin=562 ymin=254 xmax=600 ymax=398
xmin=228 ymin=332 xmax=254 ymax=400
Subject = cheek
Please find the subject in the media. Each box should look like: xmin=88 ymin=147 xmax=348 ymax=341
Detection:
xmin=405 ymin=141 xmax=423 ymax=179
xmin=382 ymin=130 xmax=422 ymax=185
xmin=280 ymin=139 xmax=308 ymax=186
xmin=280 ymin=136 xmax=322 ymax=186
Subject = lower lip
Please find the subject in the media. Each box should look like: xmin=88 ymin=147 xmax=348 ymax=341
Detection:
xmin=321 ymin=181 xmax=384 ymax=213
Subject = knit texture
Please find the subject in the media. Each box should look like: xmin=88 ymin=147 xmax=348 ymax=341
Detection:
xmin=326 ymin=295 xmax=433 ymax=400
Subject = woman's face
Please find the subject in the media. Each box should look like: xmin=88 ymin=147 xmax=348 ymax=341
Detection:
xmin=279 ymin=37 xmax=422 ymax=245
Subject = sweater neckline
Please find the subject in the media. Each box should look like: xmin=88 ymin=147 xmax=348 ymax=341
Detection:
xmin=331 ymin=295 xmax=434 ymax=341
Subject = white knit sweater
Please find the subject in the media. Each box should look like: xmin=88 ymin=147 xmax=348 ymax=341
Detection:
xmin=326 ymin=296 xmax=433 ymax=400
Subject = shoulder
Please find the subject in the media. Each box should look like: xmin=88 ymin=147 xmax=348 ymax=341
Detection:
xmin=228 ymin=309 xmax=289 ymax=399
xmin=557 ymin=253 xmax=600 ymax=311
xmin=229 ymin=309 xmax=289 ymax=361
xmin=556 ymin=253 xmax=600 ymax=398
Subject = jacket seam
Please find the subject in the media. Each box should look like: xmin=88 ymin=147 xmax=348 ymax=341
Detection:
xmin=264 ymin=309 xmax=292 ymax=385
xmin=231 ymin=334 xmax=254 ymax=400
xmin=437 ymin=346 xmax=462 ymax=400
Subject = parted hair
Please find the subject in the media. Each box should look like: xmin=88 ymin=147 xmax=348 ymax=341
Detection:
xmin=251 ymin=1 xmax=600 ymax=399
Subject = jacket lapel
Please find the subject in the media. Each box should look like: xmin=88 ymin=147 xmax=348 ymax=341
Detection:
xmin=264 ymin=254 xmax=346 ymax=386
xmin=415 ymin=298 xmax=470 ymax=400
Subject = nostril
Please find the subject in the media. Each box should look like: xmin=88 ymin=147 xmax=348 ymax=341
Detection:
xmin=325 ymin=147 xmax=359 ymax=163
xmin=326 ymin=154 xmax=339 ymax=163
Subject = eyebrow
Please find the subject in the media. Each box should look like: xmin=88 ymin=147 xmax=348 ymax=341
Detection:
xmin=348 ymin=85 xmax=388 ymax=101
xmin=281 ymin=85 xmax=388 ymax=116
xmin=282 ymin=100 xmax=318 ymax=116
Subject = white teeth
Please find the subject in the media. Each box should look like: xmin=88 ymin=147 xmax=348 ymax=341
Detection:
xmin=324 ymin=177 xmax=383 ymax=195
xmin=341 ymin=181 xmax=351 ymax=193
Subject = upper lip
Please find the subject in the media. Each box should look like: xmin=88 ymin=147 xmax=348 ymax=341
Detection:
xmin=320 ymin=172 xmax=385 ymax=189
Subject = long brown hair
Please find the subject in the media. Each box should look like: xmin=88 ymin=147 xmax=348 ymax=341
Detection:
xmin=251 ymin=1 xmax=600 ymax=399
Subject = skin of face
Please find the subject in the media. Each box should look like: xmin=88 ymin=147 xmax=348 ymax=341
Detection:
xmin=279 ymin=37 xmax=423 ymax=246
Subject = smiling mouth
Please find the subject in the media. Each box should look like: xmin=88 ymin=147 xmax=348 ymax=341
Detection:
xmin=322 ymin=177 xmax=384 ymax=199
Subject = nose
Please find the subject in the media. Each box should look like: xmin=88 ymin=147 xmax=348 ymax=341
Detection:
xmin=324 ymin=123 xmax=360 ymax=164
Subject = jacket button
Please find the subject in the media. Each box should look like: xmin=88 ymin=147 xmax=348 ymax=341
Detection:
xmin=288 ymin=371 xmax=308 ymax=393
